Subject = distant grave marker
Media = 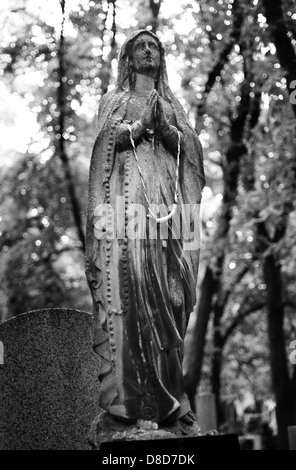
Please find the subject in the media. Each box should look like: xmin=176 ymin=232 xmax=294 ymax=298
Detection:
xmin=195 ymin=393 xmax=218 ymax=433
xmin=0 ymin=340 xmax=3 ymax=364
xmin=288 ymin=426 xmax=296 ymax=450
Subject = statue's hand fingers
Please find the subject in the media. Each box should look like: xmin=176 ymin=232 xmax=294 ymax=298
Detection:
xmin=157 ymin=97 xmax=165 ymax=119
xmin=148 ymin=89 xmax=158 ymax=107
xmin=151 ymin=94 xmax=158 ymax=112
xmin=147 ymin=90 xmax=155 ymax=104
xmin=157 ymin=95 xmax=163 ymax=108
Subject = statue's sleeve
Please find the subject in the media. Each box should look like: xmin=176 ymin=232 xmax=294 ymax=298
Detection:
xmin=85 ymin=92 xmax=120 ymax=299
xmin=159 ymin=123 xmax=185 ymax=157
xmin=180 ymin=127 xmax=205 ymax=204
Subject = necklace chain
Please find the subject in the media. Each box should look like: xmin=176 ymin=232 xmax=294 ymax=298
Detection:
xmin=127 ymin=124 xmax=180 ymax=224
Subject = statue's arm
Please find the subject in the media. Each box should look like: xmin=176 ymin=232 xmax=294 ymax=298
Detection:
xmin=85 ymin=138 xmax=100 ymax=294
xmin=157 ymin=98 xmax=184 ymax=156
xmin=159 ymin=122 xmax=185 ymax=156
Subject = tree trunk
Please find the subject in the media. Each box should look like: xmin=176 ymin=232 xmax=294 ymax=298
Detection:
xmin=185 ymin=266 xmax=217 ymax=411
xmin=57 ymin=0 xmax=85 ymax=250
xmin=263 ymin=251 xmax=296 ymax=449
xmin=262 ymin=0 xmax=296 ymax=118
xmin=99 ymin=0 xmax=117 ymax=96
xmin=149 ymin=0 xmax=162 ymax=33
xmin=254 ymin=0 xmax=296 ymax=434
xmin=211 ymin=303 xmax=225 ymax=426
xmin=195 ymin=0 xmax=244 ymax=131
xmin=185 ymin=52 xmax=252 ymax=409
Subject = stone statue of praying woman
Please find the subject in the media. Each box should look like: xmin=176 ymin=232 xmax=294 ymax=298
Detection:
xmin=85 ymin=30 xmax=205 ymax=433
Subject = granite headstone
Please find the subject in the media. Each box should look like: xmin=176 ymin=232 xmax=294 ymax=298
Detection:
xmin=0 ymin=308 xmax=100 ymax=450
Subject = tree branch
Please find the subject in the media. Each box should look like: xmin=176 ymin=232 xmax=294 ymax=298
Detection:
xmin=196 ymin=0 xmax=245 ymax=124
xmin=99 ymin=0 xmax=117 ymax=96
xmin=222 ymin=302 xmax=266 ymax=343
xmin=57 ymin=0 xmax=85 ymax=251
xmin=150 ymin=0 xmax=162 ymax=33
xmin=222 ymin=265 xmax=249 ymax=307
xmin=185 ymin=41 xmax=255 ymax=403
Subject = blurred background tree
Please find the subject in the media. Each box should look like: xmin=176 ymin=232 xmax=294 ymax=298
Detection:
xmin=0 ymin=0 xmax=295 ymax=449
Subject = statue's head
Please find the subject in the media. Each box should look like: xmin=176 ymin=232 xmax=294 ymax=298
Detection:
xmin=116 ymin=30 xmax=166 ymax=91
xmin=98 ymin=30 xmax=193 ymax=136
xmin=129 ymin=32 xmax=161 ymax=79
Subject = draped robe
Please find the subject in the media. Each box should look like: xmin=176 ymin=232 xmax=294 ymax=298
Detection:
xmin=85 ymin=30 xmax=205 ymax=424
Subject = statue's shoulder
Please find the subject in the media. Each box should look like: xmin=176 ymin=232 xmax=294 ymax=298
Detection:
xmin=101 ymin=89 xmax=117 ymax=101
xmin=97 ymin=89 xmax=127 ymax=119
xmin=98 ymin=89 xmax=116 ymax=110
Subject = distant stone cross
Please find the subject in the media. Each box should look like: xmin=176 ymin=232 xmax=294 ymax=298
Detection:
xmin=0 ymin=341 xmax=4 ymax=364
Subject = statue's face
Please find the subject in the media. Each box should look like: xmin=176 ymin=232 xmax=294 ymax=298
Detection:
xmin=131 ymin=34 xmax=160 ymax=77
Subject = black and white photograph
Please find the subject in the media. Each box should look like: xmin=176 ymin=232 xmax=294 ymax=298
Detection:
xmin=0 ymin=0 xmax=295 ymax=455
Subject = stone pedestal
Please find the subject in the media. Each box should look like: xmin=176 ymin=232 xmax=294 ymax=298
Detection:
xmin=99 ymin=434 xmax=240 ymax=454
xmin=88 ymin=411 xmax=202 ymax=450
xmin=87 ymin=410 xmax=234 ymax=453
xmin=89 ymin=413 xmax=239 ymax=454
xmin=0 ymin=308 xmax=101 ymax=450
